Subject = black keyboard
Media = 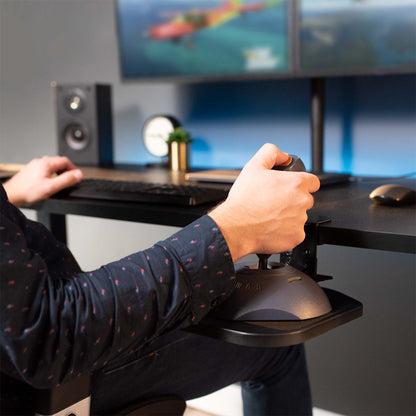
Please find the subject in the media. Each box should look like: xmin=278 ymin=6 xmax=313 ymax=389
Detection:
xmin=63 ymin=179 xmax=229 ymax=206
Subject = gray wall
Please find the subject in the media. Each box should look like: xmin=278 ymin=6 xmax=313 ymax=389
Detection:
xmin=1 ymin=1 xmax=415 ymax=415
xmin=0 ymin=0 xmax=180 ymax=165
xmin=309 ymin=245 xmax=415 ymax=415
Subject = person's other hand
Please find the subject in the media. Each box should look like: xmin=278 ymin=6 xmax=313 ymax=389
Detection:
xmin=209 ymin=143 xmax=320 ymax=262
xmin=4 ymin=156 xmax=83 ymax=207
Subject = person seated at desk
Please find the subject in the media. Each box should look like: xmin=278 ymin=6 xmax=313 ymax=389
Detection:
xmin=0 ymin=144 xmax=319 ymax=415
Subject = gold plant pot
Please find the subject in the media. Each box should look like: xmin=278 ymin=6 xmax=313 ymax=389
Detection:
xmin=168 ymin=142 xmax=190 ymax=172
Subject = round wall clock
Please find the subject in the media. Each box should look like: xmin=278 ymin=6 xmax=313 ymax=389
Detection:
xmin=142 ymin=115 xmax=181 ymax=157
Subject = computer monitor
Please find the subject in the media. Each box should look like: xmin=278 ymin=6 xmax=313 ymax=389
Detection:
xmin=116 ymin=0 xmax=292 ymax=82
xmin=297 ymin=0 xmax=416 ymax=76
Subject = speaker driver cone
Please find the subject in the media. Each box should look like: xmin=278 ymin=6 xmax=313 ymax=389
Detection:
xmin=64 ymin=123 xmax=90 ymax=150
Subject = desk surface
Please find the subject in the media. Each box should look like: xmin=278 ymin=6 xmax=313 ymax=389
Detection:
xmin=27 ymin=166 xmax=415 ymax=254
xmin=310 ymin=177 xmax=416 ymax=253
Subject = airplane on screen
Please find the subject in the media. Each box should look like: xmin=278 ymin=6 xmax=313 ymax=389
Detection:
xmin=147 ymin=0 xmax=283 ymax=42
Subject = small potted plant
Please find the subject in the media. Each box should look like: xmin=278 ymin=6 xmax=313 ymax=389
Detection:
xmin=166 ymin=127 xmax=192 ymax=172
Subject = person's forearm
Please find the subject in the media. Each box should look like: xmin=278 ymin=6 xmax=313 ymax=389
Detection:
xmin=1 ymin=193 xmax=235 ymax=388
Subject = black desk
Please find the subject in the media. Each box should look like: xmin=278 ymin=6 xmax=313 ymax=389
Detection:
xmin=33 ymin=173 xmax=416 ymax=254
xmin=31 ymin=171 xmax=415 ymax=347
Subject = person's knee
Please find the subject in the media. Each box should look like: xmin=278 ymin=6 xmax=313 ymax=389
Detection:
xmin=244 ymin=343 xmax=308 ymax=385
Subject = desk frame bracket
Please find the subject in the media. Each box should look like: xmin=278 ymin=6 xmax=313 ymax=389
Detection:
xmin=281 ymin=215 xmax=332 ymax=282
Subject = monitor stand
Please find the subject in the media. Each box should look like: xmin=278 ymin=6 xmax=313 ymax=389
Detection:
xmin=310 ymin=77 xmax=350 ymax=186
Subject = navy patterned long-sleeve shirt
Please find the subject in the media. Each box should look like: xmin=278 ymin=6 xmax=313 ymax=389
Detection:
xmin=0 ymin=184 xmax=236 ymax=389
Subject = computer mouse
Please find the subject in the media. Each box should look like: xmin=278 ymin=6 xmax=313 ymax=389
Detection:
xmin=369 ymin=184 xmax=416 ymax=207
xmin=210 ymin=262 xmax=332 ymax=321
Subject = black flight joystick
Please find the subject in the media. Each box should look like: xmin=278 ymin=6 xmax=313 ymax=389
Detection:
xmin=210 ymin=155 xmax=332 ymax=322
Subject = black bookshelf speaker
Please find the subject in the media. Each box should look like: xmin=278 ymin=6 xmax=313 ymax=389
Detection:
xmin=53 ymin=83 xmax=113 ymax=165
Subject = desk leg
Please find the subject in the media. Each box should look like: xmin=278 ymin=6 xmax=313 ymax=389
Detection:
xmin=37 ymin=212 xmax=67 ymax=245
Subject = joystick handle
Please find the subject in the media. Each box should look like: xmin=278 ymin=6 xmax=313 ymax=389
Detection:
xmin=257 ymin=155 xmax=306 ymax=265
xmin=273 ymin=154 xmax=306 ymax=172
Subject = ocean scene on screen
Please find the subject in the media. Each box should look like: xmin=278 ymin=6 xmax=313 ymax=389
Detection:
xmin=117 ymin=0 xmax=289 ymax=79
xmin=300 ymin=0 xmax=416 ymax=71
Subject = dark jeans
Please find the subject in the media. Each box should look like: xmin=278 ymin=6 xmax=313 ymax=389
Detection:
xmin=91 ymin=330 xmax=312 ymax=416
